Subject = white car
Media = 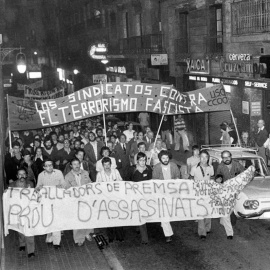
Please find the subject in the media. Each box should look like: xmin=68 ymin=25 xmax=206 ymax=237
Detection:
xmin=202 ymin=146 xmax=270 ymax=219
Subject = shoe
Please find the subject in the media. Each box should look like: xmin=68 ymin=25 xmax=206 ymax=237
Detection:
xmin=200 ymin=236 xmax=206 ymax=240
xmin=165 ymin=236 xmax=172 ymax=243
xmin=53 ymin=245 xmax=61 ymax=250
xmin=19 ymin=246 xmax=25 ymax=251
xmin=85 ymin=235 xmax=92 ymax=241
xmin=227 ymin=236 xmax=233 ymax=240
xmin=28 ymin=253 xmax=35 ymax=258
xmin=77 ymin=242 xmax=84 ymax=247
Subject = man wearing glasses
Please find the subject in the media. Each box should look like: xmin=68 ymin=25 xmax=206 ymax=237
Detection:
xmin=36 ymin=158 xmax=65 ymax=249
xmin=216 ymin=150 xmax=244 ymax=240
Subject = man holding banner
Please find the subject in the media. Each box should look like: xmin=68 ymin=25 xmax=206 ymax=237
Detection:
xmin=153 ymin=150 xmax=180 ymax=243
xmin=36 ymin=159 xmax=65 ymax=249
xmin=64 ymin=158 xmax=93 ymax=246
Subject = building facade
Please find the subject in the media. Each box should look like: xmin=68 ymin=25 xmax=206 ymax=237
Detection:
xmin=161 ymin=0 xmax=270 ymax=145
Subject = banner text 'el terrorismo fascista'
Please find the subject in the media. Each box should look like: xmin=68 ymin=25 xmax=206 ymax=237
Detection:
xmin=8 ymin=83 xmax=230 ymax=130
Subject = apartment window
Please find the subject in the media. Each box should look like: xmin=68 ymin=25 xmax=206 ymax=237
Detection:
xmin=216 ymin=8 xmax=223 ymax=43
xmin=232 ymin=0 xmax=270 ymax=35
xmin=178 ymin=12 xmax=188 ymax=53
xmin=123 ymin=12 xmax=129 ymax=38
xmin=208 ymin=5 xmax=223 ymax=53
xmin=135 ymin=14 xmax=142 ymax=36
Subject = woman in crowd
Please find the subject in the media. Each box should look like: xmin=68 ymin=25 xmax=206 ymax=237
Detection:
xmin=220 ymin=123 xmax=231 ymax=145
xmin=96 ymin=146 xmax=117 ymax=172
xmin=130 ymin=152 xmax=152 ymax=244
xmin=96 ymin=157 xmax=124 ymax=242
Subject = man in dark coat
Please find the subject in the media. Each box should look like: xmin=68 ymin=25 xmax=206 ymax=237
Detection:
xmin=84 ymin=132 xmax=104 ymax=181
xmin=114 ymin=134 xmax=131 ymax=180
xmin=254 ymin=119 xmax=268 ymax=163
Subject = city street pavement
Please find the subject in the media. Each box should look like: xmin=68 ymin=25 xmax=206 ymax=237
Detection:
xmin=109 ymin=218 xmax=270 ymax=270
xmin=1 ymin=230 xmax=111 ymax=270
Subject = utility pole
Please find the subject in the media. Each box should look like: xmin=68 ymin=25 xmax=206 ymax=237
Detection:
xmin=0 ymin=0 xmax=6 ymax=250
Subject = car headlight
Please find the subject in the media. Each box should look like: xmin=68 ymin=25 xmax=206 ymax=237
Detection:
xmin=243 ymin=200 xmax=259 ymax=210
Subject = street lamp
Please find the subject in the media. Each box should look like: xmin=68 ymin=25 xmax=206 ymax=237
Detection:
xmin=101 ymin=59 xmax=109 ymax=64
xmin=16 ymin=50 xmax=27 ymax=74
xmin=73 ymin=69 xmax=79 ymax=75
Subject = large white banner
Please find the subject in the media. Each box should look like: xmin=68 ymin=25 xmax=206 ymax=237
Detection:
xmin=3 ymin=167 xmax=254 ymax=237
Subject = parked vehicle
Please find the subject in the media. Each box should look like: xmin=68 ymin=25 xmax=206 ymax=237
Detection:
xmin=202 ymin=145 xmax=270 ymax=219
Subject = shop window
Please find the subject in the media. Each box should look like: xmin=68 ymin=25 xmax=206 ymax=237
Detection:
xmin=260 ymin=56 xmax=270 ymax=78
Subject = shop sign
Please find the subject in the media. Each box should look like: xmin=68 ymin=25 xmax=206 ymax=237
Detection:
xmin=186 ymin=58 xmax=210 ymax=74
xmin=242 ymin=101 xmax=249 ymax=115
xmin=220 ymin=59 xmax=267 ymax=75
xmin=88 ymin=43 xmax=107 ymax=60
xmin=228 ymin=54 xmax=252 ymax=61
xmin=93 ymin=74 xmax=107 ymax=84
xmin=251 ymin=102 xmax=261 ymax=116
xmin=106 ymin=66 xmax=126 ymax=74
xmin=188 ymin=75 xmax=239 ymax=86
xmin=151 ymin=54 xmax=168 ymax=66
xmin=245 ymin=81 xmax=268 ymax=89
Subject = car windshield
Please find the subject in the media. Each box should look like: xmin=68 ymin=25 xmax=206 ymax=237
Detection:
xmin=233 ymin=157 xmax=269 ymax=177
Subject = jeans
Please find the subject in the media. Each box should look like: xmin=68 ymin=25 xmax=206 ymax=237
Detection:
xmin=198 ymin=218 xmax=211 ymax=236
xmin=174 ymin=130 xmax=189 ymax=151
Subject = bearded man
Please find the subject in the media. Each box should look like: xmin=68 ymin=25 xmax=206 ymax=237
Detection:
xmin=42 ymin=137 xmax=59 ymax=162
xmin=215 ymin=150 xmax=244 ymax=240
xmin=152 ymin=150 xmax=180 ymax=243
xmin=9 ymin=168 xmax=35 ymax=258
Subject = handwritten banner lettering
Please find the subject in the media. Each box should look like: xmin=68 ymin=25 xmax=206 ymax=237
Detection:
xmin=3 ymin=167 xmax=254 ymax=237
xmin=8 ymin=82 xmax=230 ymax=130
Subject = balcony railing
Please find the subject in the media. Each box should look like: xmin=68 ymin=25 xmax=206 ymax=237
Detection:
xmin=116 ymin=34 xmax=164 ymax=55
xmin=232 ymin=0 xmax=270 ymax=35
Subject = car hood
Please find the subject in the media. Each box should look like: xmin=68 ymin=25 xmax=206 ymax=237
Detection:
xmin=242 ymin=177 xmax=270 ymax=199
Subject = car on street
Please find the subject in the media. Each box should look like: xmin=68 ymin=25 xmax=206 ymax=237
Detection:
xmin=202 ymin=145 xmax=270 ymax=220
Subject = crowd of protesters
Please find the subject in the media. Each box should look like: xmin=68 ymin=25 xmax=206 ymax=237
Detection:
xmin=4 ymin=115 xmax=255 ymax=258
